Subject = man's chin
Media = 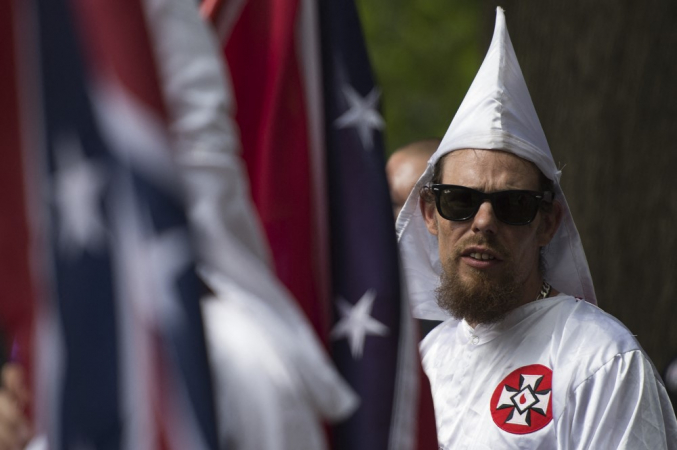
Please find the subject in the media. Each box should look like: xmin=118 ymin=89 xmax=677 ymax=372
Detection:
xmin=436 ymin=267 xmax=521 ymax=326
xmin=455 ymin=267 xmax=499 ymax=292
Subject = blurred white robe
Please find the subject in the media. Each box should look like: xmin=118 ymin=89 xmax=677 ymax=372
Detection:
xmin=144 ymin=0 xmax=358 ymax=448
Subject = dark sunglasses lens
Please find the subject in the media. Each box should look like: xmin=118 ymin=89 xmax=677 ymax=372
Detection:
xmin=438 ymin=187 xmax=480 ymax=220
xmin=493 ymin=191 xmax=539 ymax=224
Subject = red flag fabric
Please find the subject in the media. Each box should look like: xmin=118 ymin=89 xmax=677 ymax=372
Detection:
xmin=0 ymin=0 xmax=36 ymax=394
xmin=214 ymin=0 xmax=331 ymax=340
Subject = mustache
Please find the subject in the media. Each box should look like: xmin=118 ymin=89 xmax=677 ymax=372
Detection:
xmin=453 ymin=235 xmax=510 ymax=260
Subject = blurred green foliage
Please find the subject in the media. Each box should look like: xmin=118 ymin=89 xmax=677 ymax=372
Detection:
xmin=356 ymin=0 xmax=482 ymax=155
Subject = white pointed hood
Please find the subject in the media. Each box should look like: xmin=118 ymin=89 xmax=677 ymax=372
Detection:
xmin=397 ymin=6 xmax=596 ymax=321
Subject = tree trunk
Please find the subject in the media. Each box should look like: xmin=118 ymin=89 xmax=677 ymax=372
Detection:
xmin=484 ymin=1 xmax=677 ymax=371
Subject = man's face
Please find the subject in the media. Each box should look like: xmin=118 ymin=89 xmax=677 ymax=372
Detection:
xmin=421 ymin=149 xmax=560 ymax=325
xmin=386 ymin=151 xmax=428 ymax=218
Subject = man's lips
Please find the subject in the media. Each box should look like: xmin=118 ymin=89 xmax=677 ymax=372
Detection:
xmin=460 ymin=246 xmax=504 ymax=269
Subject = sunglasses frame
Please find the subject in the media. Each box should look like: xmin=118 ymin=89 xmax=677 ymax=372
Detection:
xmin=430 ymin=184 xmax=554 ymax=225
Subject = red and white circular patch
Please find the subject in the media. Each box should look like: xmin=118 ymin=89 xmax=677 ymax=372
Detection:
xmin=490 ymin=364 xmax=553 ymax=434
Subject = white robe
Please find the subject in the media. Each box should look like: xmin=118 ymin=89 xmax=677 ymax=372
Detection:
xmin=421 ymin=294 xmax=677 ymax=449
xmin=144 ymin=0 xmax=358 ymax=448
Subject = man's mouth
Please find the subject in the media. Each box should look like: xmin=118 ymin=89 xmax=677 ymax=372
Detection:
xmin=469 ymin=252 xmax=496 ymax=261
xmin=458 ymin=245 xmax=505 ymax=269
xmin=461 ymin=246 xmax=503 ymax=260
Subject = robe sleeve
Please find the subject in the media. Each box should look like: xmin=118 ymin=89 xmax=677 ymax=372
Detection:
xmin=143 ymin=1 xmax=359 ymax=449
xmin=557 ymin=350 xmax=677 ymax=449
xmin=142 ymin=0 xmax=272 ymax=274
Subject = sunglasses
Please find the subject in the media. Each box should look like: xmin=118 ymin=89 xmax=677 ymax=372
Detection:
xmin=430 ymin=184 xmax=554 ymax=225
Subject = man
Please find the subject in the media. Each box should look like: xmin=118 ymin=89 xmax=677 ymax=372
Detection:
xmin=386 ymin=138 xmax=440 ymax=219
xmin=386 ymin=138 xmax=442 ymax=338
xmin=397 ymin=7 xmax=677 ymax=448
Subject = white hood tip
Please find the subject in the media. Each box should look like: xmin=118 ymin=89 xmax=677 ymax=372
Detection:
xmin=397 ymin=6 xmax=596 ymax=321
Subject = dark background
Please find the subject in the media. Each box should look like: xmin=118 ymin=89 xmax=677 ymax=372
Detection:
xmin=361 ymin=1 xmax=677 ymax=372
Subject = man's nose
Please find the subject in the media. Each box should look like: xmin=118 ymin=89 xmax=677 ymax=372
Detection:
xmin=471 ymin=200 xmax=499 ymax=234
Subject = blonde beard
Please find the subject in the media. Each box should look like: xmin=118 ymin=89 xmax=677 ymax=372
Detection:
xmin=435 ymin=264 xmax=523 ymax=326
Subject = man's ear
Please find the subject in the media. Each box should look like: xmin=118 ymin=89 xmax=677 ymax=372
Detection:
xmin=537 ymin=201 xmax=563 ymax=246
xmin=420 ymin=197 xmax=439 ymax=236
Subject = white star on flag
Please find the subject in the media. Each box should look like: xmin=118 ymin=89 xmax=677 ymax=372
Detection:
xmin=334 ymin=85 xmax=384 ymax=151
xmin=331 ymin=289 xmax=389 ymax=359
xmin=53 ymin=132 xmax=107 ymax=257
xmin=145 ymin=227 xmax=192 ymax=327
xmin=114 ymin=179 xmax=190 ymax=328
